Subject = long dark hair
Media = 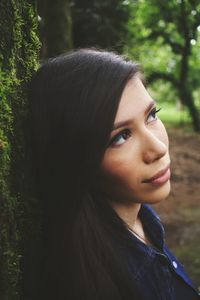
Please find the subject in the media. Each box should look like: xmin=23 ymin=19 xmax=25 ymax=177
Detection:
xmin=28 ymin=49 xmax=141 ymax=300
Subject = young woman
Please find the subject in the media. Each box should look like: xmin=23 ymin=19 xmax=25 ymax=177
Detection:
xmin=28 ymin=49 xmax=199 ymax=300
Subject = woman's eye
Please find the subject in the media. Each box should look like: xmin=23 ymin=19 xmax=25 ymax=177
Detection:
xmin=147 ymin=107 xmax=161 ymax=123
xmin=110 ymin=129 xmax=131 ymax=147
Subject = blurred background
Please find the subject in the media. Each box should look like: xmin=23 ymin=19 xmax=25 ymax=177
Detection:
xmin=0 ymin=0 xmax=200 ymax=298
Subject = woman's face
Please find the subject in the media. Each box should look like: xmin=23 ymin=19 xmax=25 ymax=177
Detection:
xmin=96 ymin=76 xmax=171 ymax=205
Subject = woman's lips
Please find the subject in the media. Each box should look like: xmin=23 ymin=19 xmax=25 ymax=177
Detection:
xmin=143 ymin=164 xmax=171 ymax=186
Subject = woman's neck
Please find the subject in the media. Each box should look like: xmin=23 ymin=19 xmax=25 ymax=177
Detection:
xmin=110 ymin=202 xmax=151 ymax=245
xmin=110 ymin=202 xmax=141 ymax=229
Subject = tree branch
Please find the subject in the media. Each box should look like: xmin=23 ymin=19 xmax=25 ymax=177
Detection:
xmin=147 ymin=72 xmax=179 ymax=89
xmin=148 ymin=30 xmax=183 ymax=54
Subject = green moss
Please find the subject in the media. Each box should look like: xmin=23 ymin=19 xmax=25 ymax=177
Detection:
xmin=0 ymin=1 xmax=40 ymax=298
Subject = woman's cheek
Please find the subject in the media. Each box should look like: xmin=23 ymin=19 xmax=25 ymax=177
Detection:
xmin=100 ymin=157 xmax=137 ymax=186
xmin=158 ymin=120 xmax=169 ymax=147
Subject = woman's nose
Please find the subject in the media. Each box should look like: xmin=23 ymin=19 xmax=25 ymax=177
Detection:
xmin=142 ymin=130 xmax=168 ymax=164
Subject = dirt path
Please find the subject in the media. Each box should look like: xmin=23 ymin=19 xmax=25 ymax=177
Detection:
xmin=153 ymin=128 xmax=200 ymax=287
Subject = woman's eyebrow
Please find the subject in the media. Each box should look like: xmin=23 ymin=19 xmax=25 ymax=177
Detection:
xmin=112 ymin=100 xmax=155 ymax=131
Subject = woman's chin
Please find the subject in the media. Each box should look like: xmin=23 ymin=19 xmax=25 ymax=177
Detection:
xmin=145 ymin=180 xmax=171 ymax=204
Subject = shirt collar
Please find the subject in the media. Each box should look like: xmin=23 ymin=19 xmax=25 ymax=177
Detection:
xmin=123 ymin=204 xmax=166 ymax=279
xmin=139 ymin=204 xmax=165 ymax=250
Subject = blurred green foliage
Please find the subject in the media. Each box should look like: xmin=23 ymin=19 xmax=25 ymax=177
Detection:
xmin=124 ymin=0 xmax=200 ymax=131
xmin=148 ymin=80 xmax=192 ymax=126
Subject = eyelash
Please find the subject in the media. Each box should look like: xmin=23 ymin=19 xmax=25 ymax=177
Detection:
xmin=109 ymin=107 xmax=162 ymax=147
xmin=148 ymin=107 xmax=161 ymax=122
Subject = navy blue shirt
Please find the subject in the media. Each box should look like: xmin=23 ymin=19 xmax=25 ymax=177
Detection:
xmin=123 ymin=204 xmax=200 ymax=300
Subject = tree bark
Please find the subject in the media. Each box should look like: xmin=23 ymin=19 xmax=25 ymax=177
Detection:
xmin=180 ymin=88 xmax=200 ymax=132
xmin=0 ymin=1 xmax=40 ymax=299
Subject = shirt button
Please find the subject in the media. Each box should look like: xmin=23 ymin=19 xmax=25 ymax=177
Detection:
xmin=172 ymin=261 xmax=178 ymax=268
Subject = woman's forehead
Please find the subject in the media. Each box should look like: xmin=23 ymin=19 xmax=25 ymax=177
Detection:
xmin=112 ymin=77 xmax=155 ymax=130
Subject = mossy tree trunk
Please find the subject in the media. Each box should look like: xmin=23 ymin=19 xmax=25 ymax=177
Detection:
xmin=0 ymin=1 xmax=40 ymax=299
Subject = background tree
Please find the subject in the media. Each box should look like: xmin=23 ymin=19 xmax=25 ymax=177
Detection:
xmin=38 ymin=0 xmax=131 ymax=59
xmin=38 ymin=0 xmax=73 ymax=58
xmin=126 ymin=0 xmax=200 ymax=132
xmin=0 ymin=1 xmax=40 ymax=299
xmin=71 ymin=0 xmax=130 ymax=53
